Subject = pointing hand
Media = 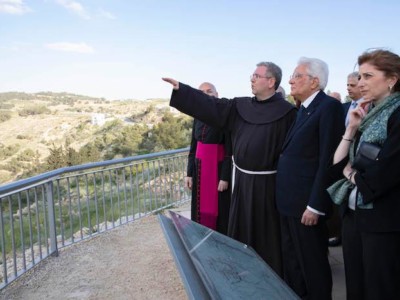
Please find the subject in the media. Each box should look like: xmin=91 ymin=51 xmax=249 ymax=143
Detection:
xmin=162 ymin=77 xmax=179 ymax=90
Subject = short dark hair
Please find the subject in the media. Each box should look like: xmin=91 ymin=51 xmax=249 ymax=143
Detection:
xmin=257 ymin=62 xmax=282 ymax=90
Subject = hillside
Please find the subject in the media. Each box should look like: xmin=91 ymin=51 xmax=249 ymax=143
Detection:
xmin=0 ymin=92 xmax=189 ymax=184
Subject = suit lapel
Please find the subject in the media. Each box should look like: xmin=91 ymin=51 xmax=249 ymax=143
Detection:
xmin=282 ymin=91 xmax=325 ymax=150
xmin=343 ymin=102 xmax=351 ymax=115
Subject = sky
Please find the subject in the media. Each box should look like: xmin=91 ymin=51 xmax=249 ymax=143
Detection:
xmin=1 ymin=0 xmax=400 ymax=101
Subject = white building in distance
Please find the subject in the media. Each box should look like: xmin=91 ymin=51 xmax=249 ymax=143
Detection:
xmin=91 ymin=113 xmax=106 ymax=126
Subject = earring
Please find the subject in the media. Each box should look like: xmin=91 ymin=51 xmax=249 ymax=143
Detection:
xmin=389 ymin=85 xmax=392 ymax=92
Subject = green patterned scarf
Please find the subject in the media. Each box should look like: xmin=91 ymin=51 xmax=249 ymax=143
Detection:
xmin=328 ymin=92 xmax=400 ymax=209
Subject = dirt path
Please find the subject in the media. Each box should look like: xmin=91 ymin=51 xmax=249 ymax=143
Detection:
xmin=0 ymin=214 xmax=187 ymax=300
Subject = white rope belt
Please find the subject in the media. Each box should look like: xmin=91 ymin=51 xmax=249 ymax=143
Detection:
xmin=233 ymin=160 xmax=277 ymax=175
xmin=231 ymin=158 xmax=277 ymax=193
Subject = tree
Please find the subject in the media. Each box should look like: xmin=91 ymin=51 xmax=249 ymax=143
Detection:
xmin=79 ymin=143 xmax=101 ymax=163
xmin=46 ymin=145 xmax=65 ymax=170
xmin=113 ymin=125 xmax=146 ymax=157
xmin=141 ymin=112 xmax=191 ymax=152
xmin=65 ymin=147 xmax=81 ymax=166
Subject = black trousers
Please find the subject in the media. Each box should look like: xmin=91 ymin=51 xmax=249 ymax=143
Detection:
xmin=280 ymin=216 xmax=332 ymax=300
xmin=327 ymin=204 xmax=341 ymax=238
xmin=342 ymin=209 xmax=400 ymax=300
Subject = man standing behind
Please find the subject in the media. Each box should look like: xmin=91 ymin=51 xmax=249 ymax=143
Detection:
xmin=329 ymin=91 xmax=342 ymax=101
xmin=328 ymin=72 xmax=362 ymax=247
xmin=162 ymin=62 xmax=296 ymax=276
xmin=276 ymin=57 xmax=344 ymax=299
xmin=186 ymin=82 xmax=232 ymax=234
xmin=344 ymin=71 xmax=363 ymax=126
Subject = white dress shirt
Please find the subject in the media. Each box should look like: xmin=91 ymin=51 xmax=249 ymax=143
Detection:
xmin=345 ymin=98 xmax=362 ymax=127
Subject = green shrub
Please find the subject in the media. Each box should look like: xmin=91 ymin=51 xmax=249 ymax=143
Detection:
xmin=18 ymin=105 xmax=51 ymax=116
xmin=0 ymin=103 xmax=14 ymax=109
xmin=0 ymin=111 xmax=11 ymax=122
xmin=17 ymin=149 xmax=36 ymax=162
xmin=0 ymin=144 xmax=20 ymax=160
xmin=1 ymin=158 xmax=25 ymax=172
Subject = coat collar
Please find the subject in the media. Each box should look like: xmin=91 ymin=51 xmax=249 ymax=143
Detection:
xmin=282 ymin=90 xmax=326 ymax=150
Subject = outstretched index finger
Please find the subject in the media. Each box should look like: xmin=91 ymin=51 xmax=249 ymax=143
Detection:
xmin=162 ymin=77 xmax=179 ymax=90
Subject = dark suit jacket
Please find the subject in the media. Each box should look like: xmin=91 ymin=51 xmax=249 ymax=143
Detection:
xmin=276 ymin=91 xmax=345 ymax=218
xmin=343 ymin=101 xmax=351 ymax=118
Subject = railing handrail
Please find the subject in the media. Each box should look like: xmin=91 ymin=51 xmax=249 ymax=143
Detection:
xmin=0 ymin=147 xmax=190 ymax=290
xmin=0 ymin=147 xmax=189 ymax=197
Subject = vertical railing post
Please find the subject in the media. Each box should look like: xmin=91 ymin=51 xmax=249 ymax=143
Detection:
xmin=0 ymin=199 xmax=8 ymax=284
xmin=45 ymin=182 xmax=58 ymax=257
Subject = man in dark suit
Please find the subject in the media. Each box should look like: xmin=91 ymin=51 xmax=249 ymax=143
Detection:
xmin=344 ymin=72 xmax=363 ymax=126
xmin=276 ymin=57 xmax=345 ymax=299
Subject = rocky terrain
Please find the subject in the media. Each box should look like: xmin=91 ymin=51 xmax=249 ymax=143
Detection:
xmin=0 ymin=92 xmax=183 ymax=183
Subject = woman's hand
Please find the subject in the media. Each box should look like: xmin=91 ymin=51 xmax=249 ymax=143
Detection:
xmin=348 ymin=99 xmax=372 ymax=129
xmin=343 ymin=162 xmax=356 ymax=184
xmin=343 ymin=162 xmax=354 ymax=179
xmin=162 ymin=78 xmax=179 ymax=90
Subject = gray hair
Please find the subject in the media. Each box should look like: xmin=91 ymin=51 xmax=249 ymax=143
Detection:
xmin=256 ymin=61 xmax=282 ymax=90
xmin=298 ymin=57 xmax=329 ymax=90
xmin=347 ymin=71 xmax=359 ymax=80
xmin=276 ymin=86 xmax=286 ymax=98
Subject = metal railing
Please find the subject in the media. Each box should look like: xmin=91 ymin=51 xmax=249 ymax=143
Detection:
xmin=0 ymin=148 xmax=190 ymax=289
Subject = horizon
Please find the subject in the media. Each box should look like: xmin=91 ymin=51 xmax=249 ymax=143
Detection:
xmin=0 ymin=90 xmax=170 ymax=101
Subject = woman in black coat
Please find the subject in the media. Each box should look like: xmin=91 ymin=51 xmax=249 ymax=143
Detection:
xmin=328 ymin=49 xmax=400 ymax=300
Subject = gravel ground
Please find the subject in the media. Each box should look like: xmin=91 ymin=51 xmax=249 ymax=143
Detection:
xmin=0 ymin=213 xmax=187 ymax=300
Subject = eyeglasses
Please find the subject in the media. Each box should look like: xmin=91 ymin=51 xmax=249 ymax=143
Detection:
xmin=290 ymin=73 xmax=313 ymax=80
xmin=250 ymin=74 xmax=272 ymax=80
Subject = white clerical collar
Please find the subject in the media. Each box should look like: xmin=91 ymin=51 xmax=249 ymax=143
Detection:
xmin=302 ymin=90 xmax=320 ymax=108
